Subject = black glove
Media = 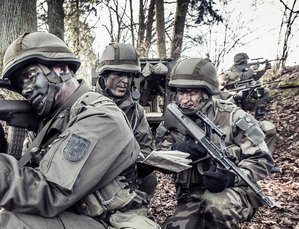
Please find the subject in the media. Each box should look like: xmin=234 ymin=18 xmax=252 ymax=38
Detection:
xmin=171 ymin=140 xmax=207 ymax=160
xmin=252 ymin=87 xmax=265 ymax=99
xmin=203 ymin=165 xmax=236 ymax=193
xmin=233 ymin=89 xmax=249 ymax=104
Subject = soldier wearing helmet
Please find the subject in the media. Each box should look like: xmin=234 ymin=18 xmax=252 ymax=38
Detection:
xmin=219 ymin=52 xmax=271 ymax=119
xmin=0 ymin=32 xmax=159 ymax=229
xmin=95 ymin=43 xmax=157 ymax=199
xmin=219 ymin=53 xmax=255 ymax=88
xmin=156 ymin=58 xmax=274 ymax=229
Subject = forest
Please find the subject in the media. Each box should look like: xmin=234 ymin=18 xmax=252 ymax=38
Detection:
xmin=0 ymin=0 xmax=298 ymax=228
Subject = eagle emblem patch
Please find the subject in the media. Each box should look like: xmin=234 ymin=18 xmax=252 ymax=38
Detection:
xmin=63 ymin=134 xmax=90 ymax=162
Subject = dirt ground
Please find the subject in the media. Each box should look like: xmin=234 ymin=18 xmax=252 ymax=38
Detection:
xmin=149 ymin=66 xmax=299 ymax=228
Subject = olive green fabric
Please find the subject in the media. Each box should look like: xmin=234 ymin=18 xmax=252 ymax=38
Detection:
xmin=156 ymin=98 xmax=274 ymax=228
xmin=168 ymin=58 xmax=219 ymax=94
xmin=234 ymin=53 xmax=249 ymax=65
xmin=97 ymin=43 xmax=141 ymax=75
xmin=1 ymin=32 xmax=80 ymax=92
xmin=0 ymin=80 xmax=160 ymax=227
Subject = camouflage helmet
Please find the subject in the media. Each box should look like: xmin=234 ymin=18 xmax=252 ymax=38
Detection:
xmin=234 ymin=52 xmax=249 ymax=65
xmin=168 ymin=58 xmax=219 ymax=95
xmin=97 ymin=43 xmax=141 ymax=75
xmin=1 ymin=32 xmax=81 ymax=91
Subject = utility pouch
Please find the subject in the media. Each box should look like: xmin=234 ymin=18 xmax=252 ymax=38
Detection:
xmin=80 ymin=176 xmax=137 ymax=217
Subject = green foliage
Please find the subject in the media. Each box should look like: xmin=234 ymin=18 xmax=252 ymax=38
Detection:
xmin=64 ymin=0 xmax=98 ymax=80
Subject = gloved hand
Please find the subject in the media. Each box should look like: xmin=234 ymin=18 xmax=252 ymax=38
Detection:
xmin=250 ymin=64 xmax=259 ymax=71
xmin=171 ymin=140 xmax=207 ymax=160
xmin=232 ymin=89 xmax=249 ymax=104
xmin=252 ymin=87 xmax=265 ymax=99
xmin=203 ymin=165 xmax=236 ymax=193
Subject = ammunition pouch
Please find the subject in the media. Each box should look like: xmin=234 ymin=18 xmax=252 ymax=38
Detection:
xmin=175 ymin=166 xmax=204 ymax=201
xmin=80 ymin=175 xmax=137 ymax=217
xmin=75 ymin=163 xmax=150 ymax=219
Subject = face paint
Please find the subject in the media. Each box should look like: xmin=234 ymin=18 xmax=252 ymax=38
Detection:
xmin=20 ymin=64 xmax=50 ymax=115
xmin=176 ymin=89 xmax=203 ymax=110
xmin=106 ymin=72 xmax=133 ymax=97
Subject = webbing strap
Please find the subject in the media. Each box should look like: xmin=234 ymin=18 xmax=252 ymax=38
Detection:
xmin=18 ymin=82 xmax=89 ymax=167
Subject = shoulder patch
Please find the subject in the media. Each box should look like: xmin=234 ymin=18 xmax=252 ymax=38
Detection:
xmin=63 ymin=134 xmax=90 ymax=162
xmin=236 ymin=113 xmax=265 ymax=145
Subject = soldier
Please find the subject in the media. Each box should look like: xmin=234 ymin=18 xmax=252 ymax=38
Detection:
xmin=0 ymin=32 xmax=160 ymax=229
xmin=156 ymin=58 xmax=274 ymax=229
xmin=95 ymin=42 xmax=157 ymax=198
xmin=219 ymin=53 xmax=271 ymax=118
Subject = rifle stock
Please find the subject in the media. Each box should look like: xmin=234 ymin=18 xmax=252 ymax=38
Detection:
xmin=164 ymin=103 xmax=275 ymax=208
xmin=0 ymin=100 xmax=40 ymax=131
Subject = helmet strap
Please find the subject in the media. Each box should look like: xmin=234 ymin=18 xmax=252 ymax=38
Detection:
xmin=36 ymin=63 xmax=74 ymax=117
xmin=38 ymin=83 xmax=58 ymax=116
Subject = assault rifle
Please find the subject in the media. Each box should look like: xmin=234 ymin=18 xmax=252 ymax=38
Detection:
xmin=164 ymin=103 xmax=275 ymax=208
xmin=222 ymin=78 xmax=282 ymax=92
xmin=0 ymin=79 xmax=40 ymax=158
xmin=0 ymin=78 xmax=39 ymax=130
xmin=243 ymin=58 xmax=281 ymax=70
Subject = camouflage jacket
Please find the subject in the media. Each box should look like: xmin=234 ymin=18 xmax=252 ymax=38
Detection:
xmin=156 ymin=98 xmax=274 ymax=191
xmin=97 ymin=86 xmax=153 ymax=157
xmin=0 ymin=80 xmax=140 ymax=217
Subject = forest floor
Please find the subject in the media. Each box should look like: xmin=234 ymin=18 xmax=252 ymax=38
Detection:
xmin=148 ymin=66 xmax=299 ymax=229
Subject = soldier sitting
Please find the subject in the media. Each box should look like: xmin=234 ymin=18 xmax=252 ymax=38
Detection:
xmin=0 ymin=32 xmax=160 ymax=229
xmin=156 ymin=57 xmax=274 ymax=229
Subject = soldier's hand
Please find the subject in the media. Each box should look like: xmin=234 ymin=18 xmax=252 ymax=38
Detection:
xmin=252 ymin=87 xmax=265 ymax=99
xmin=203 ymin=165 xmax=236 ymax=193
xmin=250 ymin=64 xmax=259 ymax=71
xmin=233 ymin=89 xmax=249 ymax=104
xmin=171 ymin=140 xmax=207 ymax=160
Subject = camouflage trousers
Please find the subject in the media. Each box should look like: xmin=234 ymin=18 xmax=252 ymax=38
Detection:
xmin=0 ymin=208 xmax=161 ymax=229
xmin=163 ymin=187 xmax=256 ymax=229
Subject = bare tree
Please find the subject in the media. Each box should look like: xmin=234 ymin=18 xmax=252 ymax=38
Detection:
xmin=129 ymin=0 xmax=135 ymax=46
xmin=137 ymin=0 xmax=155 ymax=58
xmin=48 ymin=0 xmax=65 ymax=40
xmin=155 ymin=0 xmax=166 ymax=59
xmin=102 ymin=0 xmax=130 ymax=43
xmin=171 ymin=0 xmax=190 ymax=60
xmin=277 ymin=0 xmax=299 ymax=69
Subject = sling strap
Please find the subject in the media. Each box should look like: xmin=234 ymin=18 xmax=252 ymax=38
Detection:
xmin=18 ymin=82 xmax=89 ymax=167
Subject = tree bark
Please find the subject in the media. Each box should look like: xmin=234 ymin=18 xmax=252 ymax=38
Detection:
xmin=0 ymin=0 xmax=37 ymax=72
xmin=171 ymin=0 xmax=190 ymax=60
xmin=155 ymin=0 xmax=166 ymax=59
xmin=48 ymin=0 xmax=65 ymax=40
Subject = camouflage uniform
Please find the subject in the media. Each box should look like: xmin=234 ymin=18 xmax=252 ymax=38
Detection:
xmin=95 ymin=43 xmax=157 ymax=198
xmin=0 ymin=32 xmax=160 ymax=229
xmin=156 ymin=58 xmax=274 ymax=229
xmin=219 ymin=53 xmax=270 ymax=119
xmin=216 ymin=92 xmax=277 ymax=155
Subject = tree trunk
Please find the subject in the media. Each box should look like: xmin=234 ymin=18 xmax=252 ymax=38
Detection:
xmin=48 ymin=0 xmax=65 ymax=40
xmin=171 ymin=0 xmax=190 ymax=60
xmin=144 ymin=0 xmax=155 ymax=57
xmin=155 ymin=0 xmax=166 ymax=59
xmin=137 ymin=0 xmax=145 ymax=56
xmin=137 ymin=0 xmax=155 ymax=58
xmin=0 ymin=0 xmax=37 ymax=72
xmin=129 ymin=0 xmax=135 ymax=46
